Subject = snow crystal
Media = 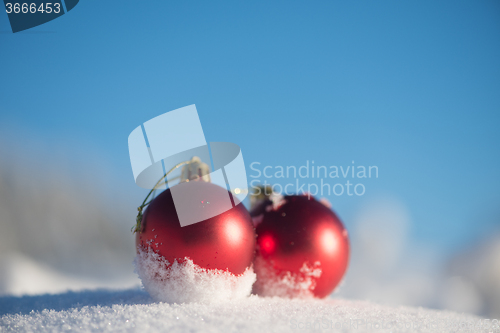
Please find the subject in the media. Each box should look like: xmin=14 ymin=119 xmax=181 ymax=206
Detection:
xmin=0 ymin=288 xmax=487 ymax=333
xmin=319 ymin=197 xmax=332 ymax=209
xmin=252 ymin=256 xmax=322 ymax=298
xmin=269 ymin=192 xmax=286 ymax=211
xmin=134 ymin=247 xmax=256 ymax=304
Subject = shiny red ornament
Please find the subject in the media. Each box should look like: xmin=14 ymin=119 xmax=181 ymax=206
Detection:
xmin=251 ymin=195 xmax=349 ymax=298
xmin=136 ymin=181 xmax=256 ymax=275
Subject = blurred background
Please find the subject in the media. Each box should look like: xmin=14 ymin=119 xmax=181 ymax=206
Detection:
xmin=0 ymin=0 xmax=499 ymax=318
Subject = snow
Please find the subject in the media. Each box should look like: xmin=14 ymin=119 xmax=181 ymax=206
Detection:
xmin=134 ymin=248 xmax=256 ymax=303
xmin=0 ymin=289 xmax=488 ymax=333
xmin=0 ymin=254 xmax=138 ymax=297
xmin=0 ymin=143 xmax=498 ymax=332
xmin=252 ymin=256 xmax=321 ymax=298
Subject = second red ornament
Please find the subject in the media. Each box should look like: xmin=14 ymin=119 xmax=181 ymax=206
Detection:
xmin=251 ymin=190 xmax=350 ymax=298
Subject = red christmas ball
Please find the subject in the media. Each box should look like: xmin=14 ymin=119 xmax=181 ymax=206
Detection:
xmin=136 ymin=181 xmax=256 ymax=275
xmin=251 ymin=194 xmax=349 ymax=298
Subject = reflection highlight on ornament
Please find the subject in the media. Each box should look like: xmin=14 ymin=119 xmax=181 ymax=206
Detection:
xmin=259 ymin=234 xmax=276 ymax=254
xmin=321 ymin=228 xmax=338 ymax=254
xmin=225 ymin=221 xmax=243 ymax=245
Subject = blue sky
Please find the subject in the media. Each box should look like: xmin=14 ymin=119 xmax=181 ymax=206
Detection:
xmin=1 ymin=0 xmax=499 ymax=255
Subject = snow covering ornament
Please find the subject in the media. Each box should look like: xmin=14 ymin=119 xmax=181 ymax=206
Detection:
xmin=250 ymin=187 xmax=350 ymax=298
xmin=133 ymin=162 xmax=256 ymax=303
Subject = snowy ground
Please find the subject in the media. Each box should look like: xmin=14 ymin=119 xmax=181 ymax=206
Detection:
xmin=0 ymin=143 xmax=499 ymax=332
xmin=1 ymin=288 xmax=494 ymax=333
